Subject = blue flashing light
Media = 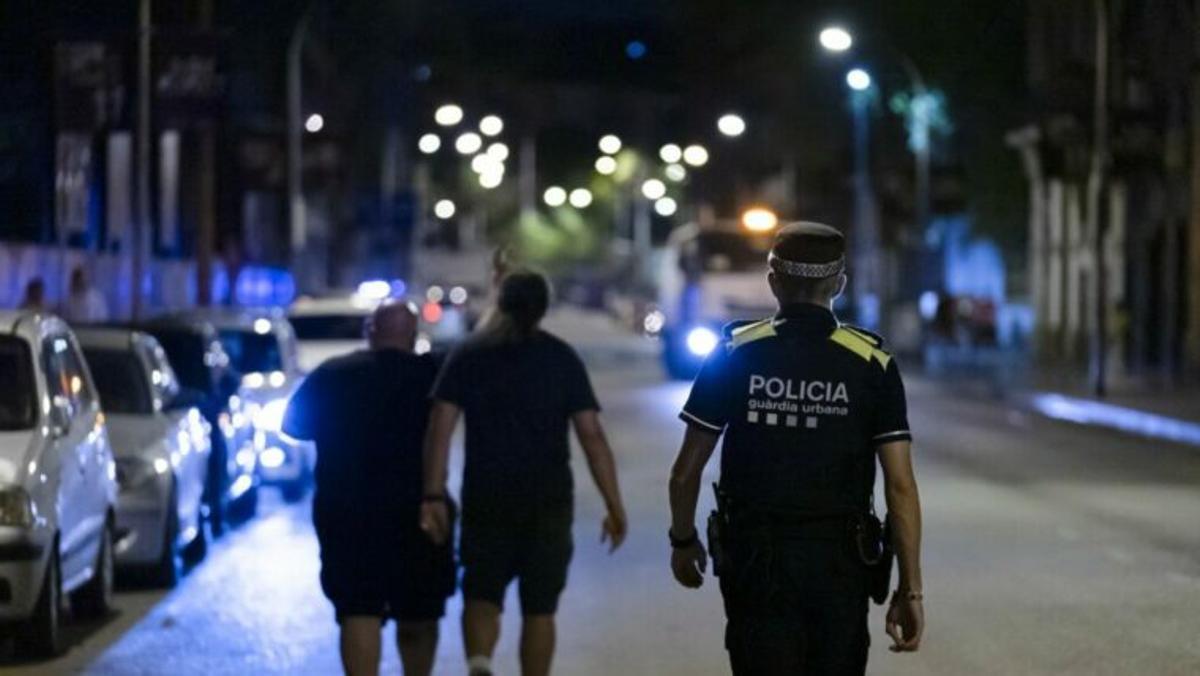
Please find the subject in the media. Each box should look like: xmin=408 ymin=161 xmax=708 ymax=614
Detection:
xmin=625 ymin=40 xmax=647 ymax=60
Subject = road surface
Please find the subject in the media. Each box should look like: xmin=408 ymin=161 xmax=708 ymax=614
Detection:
xmin=3 ymin=309 xmax=1199 ymax=674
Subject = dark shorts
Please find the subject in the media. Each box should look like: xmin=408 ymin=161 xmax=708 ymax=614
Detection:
xmin=460 ymin=503 xmax=573 ymax=615
xmin=315 ymin=506 xmax=457 ymax=624
xmin=719 ymin=536 xmax=870 ymax=676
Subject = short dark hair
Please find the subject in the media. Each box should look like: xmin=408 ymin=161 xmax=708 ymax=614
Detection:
xmin=498 ymin=270 xmax=550 ymax=334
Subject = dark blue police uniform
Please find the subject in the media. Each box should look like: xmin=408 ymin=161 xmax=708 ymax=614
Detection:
xmin=680 ymin=302 xmax=911 ymax=675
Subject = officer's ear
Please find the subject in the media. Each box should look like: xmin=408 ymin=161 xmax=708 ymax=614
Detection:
xmin=767 ymin=271 xmax=782 ymax=299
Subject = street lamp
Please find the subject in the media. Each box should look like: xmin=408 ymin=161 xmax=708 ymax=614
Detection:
xmin=487 ymin=142 xmax=509 ymax=161
xmin=741 ymin=207 xmax=778 ymax=232
xmin=543 ymin=186 xmax=567 ymax=207
xmin=599 ymin=134 xmax=622 ymax=155
xmin=654 ymin=197 xmax=678 ymax=217
xmin=641 ymin=178 xmax=667 ymax=200
xmin=479 ymin=115 xmax=504 ymax=136
xmin=569 ymin=188 xmax=593 ymax=208
xmin=717 ymin=113 xmax=746 ymax=137
xmin=665 ymin=164 xmax=687 ymax=182
xmin=435 ymin=104 xmax=464 ymax=126
xmin=659 ymin=143 xmax=682 ymax=163
xmin=819 ymin=26 xmax=853 ymax=52
xmin=418 ymin=133 xmax=441 ymax=154
xmin=595 ymin=156 xmax=617 ymax=175
xmin=846 ymin=68 xmax=872 ymax=91
xmin=434 ymin=199 xmax=456 ymax=219
xmin=682 ymin=144 xmax=709 ymax=167
xmin=455 ymin=132 xmax=483 ymax=155
xmin=304 ymin=113 xmax=324 ymax=133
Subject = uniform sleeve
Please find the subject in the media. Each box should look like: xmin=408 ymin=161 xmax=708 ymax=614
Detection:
xmin=679 ymin=346 xmax=733 ymax=435
xmin=562 ymin=346 xmax=600 ymax=414
xmin=872 ymin=359 xmax=912 ymax=445
xmin=430 ymin=347 xmax=469 ymax=406
xmin=282 ymin=368 xmax=322 ymax=441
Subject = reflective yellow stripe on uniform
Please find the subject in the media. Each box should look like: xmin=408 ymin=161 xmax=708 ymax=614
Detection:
xmin=728 ymin=319 xmax=776 ymax=351
xmin=829 ymin=326 xmax=891 ymax=369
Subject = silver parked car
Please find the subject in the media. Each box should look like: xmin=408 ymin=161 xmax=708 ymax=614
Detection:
xmin=77 ymin=328 xmax=212 ymax=586
xmin=0 ymin=312 xmax=118 ymax=657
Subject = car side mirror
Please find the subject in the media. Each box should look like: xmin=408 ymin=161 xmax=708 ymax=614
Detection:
xmin=168 ymin=387 xmax=208 ymax=411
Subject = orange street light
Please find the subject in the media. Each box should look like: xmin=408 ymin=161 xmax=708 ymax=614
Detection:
xmin=741 ymin=207 xmax=779 ymax=233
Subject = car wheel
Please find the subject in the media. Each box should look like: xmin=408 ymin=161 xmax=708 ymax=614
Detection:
xmin=72 ymin=522 xmax=115 ymax=619
xmin=151 ymin=505 xmax=180 ymax=588
xmin=16 ymin=548 xmax=62 ymax=657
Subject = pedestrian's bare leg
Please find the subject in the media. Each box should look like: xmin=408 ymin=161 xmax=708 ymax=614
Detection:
xmin=519 ymin=614 xmax=556 ymax=676
xmin=396 ymin=621 xmax=438 ymax=676
xmin=463 ymin=600 xmax=503 ymax=668
xmin=340 ymin=616 xmax=382 ymax=676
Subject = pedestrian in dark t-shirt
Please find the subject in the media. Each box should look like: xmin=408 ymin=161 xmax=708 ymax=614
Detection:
xmin=283 ymin=301 xmax=454 ymax=676
xmin=420 ymin=271 xmax=628 ymax=676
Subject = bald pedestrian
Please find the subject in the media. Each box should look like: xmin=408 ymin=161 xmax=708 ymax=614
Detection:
xmin=284 ymin=301 xmax=456 ymax=676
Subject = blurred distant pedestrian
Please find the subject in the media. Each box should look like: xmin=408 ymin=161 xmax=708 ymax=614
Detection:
xmin=60 ymin=266 xmax=109 ymax=323
xmin=18 ymin=277 xmax=47 ymax=312
xmin=420 ymin=270 xmax=628 ymax=676
xmin=283 ymin=301 xmax=455 ymax=676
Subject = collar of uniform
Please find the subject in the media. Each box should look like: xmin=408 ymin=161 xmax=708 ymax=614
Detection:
xmin=774 ymin=303 xmax=838 ymax=332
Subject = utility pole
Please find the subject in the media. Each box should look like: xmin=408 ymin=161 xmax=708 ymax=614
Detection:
xmin=1088 ymin=0 xmax=1111 ymax=397
xmin=196 ymin=0 xmax=216 ymax=306
xmin=133 ymin=0 xmax=152 ymax=319
xmin=287 ymin=4 xmax=313 ymax=288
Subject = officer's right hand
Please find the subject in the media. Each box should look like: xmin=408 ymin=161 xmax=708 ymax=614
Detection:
xmin=670 ymin=538 xmax=708 ymax=589
xmin=420 ymin=500 xmax=450 ymax=546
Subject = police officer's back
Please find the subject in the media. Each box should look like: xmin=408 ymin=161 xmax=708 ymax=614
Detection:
xmin=667 ymin=222 xmax=925 ymax=675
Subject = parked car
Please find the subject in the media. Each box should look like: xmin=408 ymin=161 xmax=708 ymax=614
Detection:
xmin=136 ymin=317 xmax=258 ymax=534
xmin=190 ymin=310 xmax=314 ymax=502
xmin=0 ymin=312 xmax=117 ymax=656
xmin=287 ymin=293 xmax=375 ymax=372
xmin=77 ymin=328 xmax=211 ymax=585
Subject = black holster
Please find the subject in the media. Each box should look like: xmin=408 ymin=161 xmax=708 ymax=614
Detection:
xmin=708 ymin=484 xmax=730 ymax=577
xmin=851 ymin=512 xmax=893 ymax=605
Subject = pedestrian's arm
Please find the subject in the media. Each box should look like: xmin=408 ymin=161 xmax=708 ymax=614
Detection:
xmin=572 ymin=409 xmax=625 ymax=517
xmin=422 ymin=400 xmax=460 ymax=497
xmin=668 ymin=425 xmax=719 ymax=539
xmin=878 ymin=440 xmax=922 ymax=593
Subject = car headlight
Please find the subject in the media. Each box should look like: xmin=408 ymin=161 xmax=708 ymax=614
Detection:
xmin=686 ymin=326 xmax=719 ymax=356
xmin=0 ymin=487 xmax=34 ymax=528
xmin=253 ymin=399 xmax=289 ymax=433
xmin=115 ymin=457 xmax=169 ymax=492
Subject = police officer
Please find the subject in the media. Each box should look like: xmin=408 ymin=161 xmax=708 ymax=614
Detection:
xmin=667 ymin=222 xmax=924 ymax=674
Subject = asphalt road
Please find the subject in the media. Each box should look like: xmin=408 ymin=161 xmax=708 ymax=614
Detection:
xmin=3 ymin=309 xmax=1199 ymax=675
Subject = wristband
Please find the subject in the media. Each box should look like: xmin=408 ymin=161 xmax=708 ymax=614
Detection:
xmin=668 ymin=528 xmax=699 ymax=549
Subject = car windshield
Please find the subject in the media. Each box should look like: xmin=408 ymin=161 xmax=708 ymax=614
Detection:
xmin=83 ymin=349 xmax=152 ymax=415
xmin=147 ymin=329 xmax=213 ymax=393
xmin=289 ymin=314 xmax=366 ymax=341
xmin=0 ymin=337 xmax=36 ymax=430
xmin=682 ymin=232 xmax=771 ymax=274
xmin=220 ymin=329 xmax=283 ymax=374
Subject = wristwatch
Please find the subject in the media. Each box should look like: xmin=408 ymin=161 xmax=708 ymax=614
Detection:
xmin=668 ymin=528 xmax=699 ymax=549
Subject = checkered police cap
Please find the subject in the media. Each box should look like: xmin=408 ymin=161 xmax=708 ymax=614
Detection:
xmin=768 ymin=222 xmax=846 ymax=278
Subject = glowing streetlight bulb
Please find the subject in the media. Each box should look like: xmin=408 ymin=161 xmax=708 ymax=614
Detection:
xmin=654 ymin=197 xmax=678 ymax=217
xmin=479 ymin=115 xmax=504 ymax=136
xmin=304 ymin=113 xmax=324 ymax=133
xmin=418 ymin=133 xmax=441 ymax=154
xmin=434 ymin=199 xmax=456 ymax=219
xmin=598 ymin=134 xmax=622 ymax=155
xmin=665 ymin=163 xmax=687 ymax=182
xmin=487 ymin=142 xmax=509 ymax=161
xmin=471 ymin=153 xmax=497 ymax=174
xmin=819 ymin=26 xmax=853 ymax=52
xmin=659 ymin=143 xmax=682 ymax=163
xmin=717 ymin=113 xmax=746 ymax=137
xmin=682 ymin=144 xmax=709 ymax=167
xmin=569 ymin=188 xmax=593 ymax=208
xmin=479 ymin=170 xmax=503 ymax=189
xmin=543 ymin=186 xmax=567 ymax=207
xmin=455 ymin=132 xmax=483 ymax=155
xmin=641 ymin=178 xmax=667 ymax=200
xmin=846 ymin=68 xmax=872 ymax=91
xmin=595 ymin=156 xmax=617 ymax=175
xmin=434 ymin=104 xmax=464 ymax=126
xmin=741 ymin=207 xmax=779 ymax=232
